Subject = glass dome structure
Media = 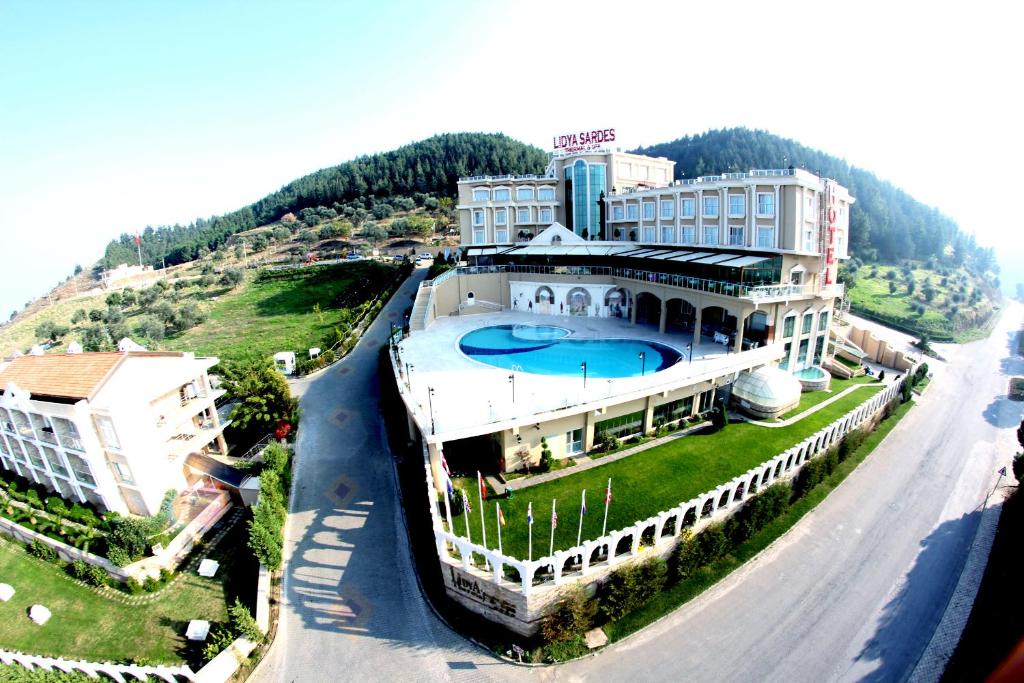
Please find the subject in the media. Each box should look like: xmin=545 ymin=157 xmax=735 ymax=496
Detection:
xmin=731 ymin=365 xmax=802 ymax=419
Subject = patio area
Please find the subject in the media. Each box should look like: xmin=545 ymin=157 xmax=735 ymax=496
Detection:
xmin=395 ymin=311 xmax=783 ymax=440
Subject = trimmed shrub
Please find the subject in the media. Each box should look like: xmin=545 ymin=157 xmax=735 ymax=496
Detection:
xmin=599 ymin=557 xmax=667 ymax=621
xmin=229 ymin=599 xmax=263 ymax=642
xmin=71 ymin=558 xmax=88 ymax=580
xmin=86 ymin=564 xmax=109 ymax=587
xmin=28 ymin=539 xmax=58 ymax=563
xmin=541 ymin=586 xmax=595 ymax=644
xmin=106 ymin=546 xmax=131 ymax=567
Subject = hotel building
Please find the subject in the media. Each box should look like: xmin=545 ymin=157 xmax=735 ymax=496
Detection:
xmin=0 ymin=351 xmax=230 ymax=516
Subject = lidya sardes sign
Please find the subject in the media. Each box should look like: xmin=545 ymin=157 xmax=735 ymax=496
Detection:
xmin=553 ymin=128 xmax=616 ymax=154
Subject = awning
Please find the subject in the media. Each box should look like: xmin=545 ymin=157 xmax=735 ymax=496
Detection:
xmin=715 ymin=255 xmax=771 ymax=268
xmin=185 ymin=453 xmax=244 ymax=489
xmin=689 ymin=253 xmax=742 ymax=265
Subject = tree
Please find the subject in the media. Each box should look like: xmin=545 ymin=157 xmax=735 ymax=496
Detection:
xmin=73 ymin=264 xmax=83 ymax=275
xmin=234 ymin=244 xmax=245 ymax=259
xmin=171 ymin=303 xmax=204 ymax=332
xmin=297 ymin=230 xmax=318 ymax=244
xmin=71 ymin=308 xmax=87 ymax=324
xmin=81 ymin=324 xmax=113 ymax=352
xmin=220 ymin=268 xmax=244 ymax=288
xmin=541 ymin=586 xmax=595 ymax=644
xmin=135 ymin=315 xmax=165 ymax=342
xmin=363 ymin=221 xmax=386 ymax=244
xmin=220 ymin=359 xmax=299 ymax=431
xmin=888 ymin=281 xmax=898 ymax=294
xmin=88 ymin=309 xmax=104 ymax=322
xmin=120 ymin=288 xmax=136 ymax=307
xmin=272 ymin=226 xmax=291 ymax=241
xmin=105 ymin=291 xmax=123 ymax=308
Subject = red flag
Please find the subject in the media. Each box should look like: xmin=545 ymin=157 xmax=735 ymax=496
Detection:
xmin=440 ymin=452 xmax=451 ymax=477
xmin=605 ymin=479 xmax=613 ymax=505
xmin=497 ymin=505 xmax=506 ymax=527
xmin=551 ymin=502 xmax=558 ymax=529
xmin=134 ymin=231 xmax=141 ymax=246
xmin=478 ymin=471 xmax=487 ymax=501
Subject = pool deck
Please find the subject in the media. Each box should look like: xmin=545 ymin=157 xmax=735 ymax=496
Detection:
xmin=394 ymin=311 xmax=783 ymax=442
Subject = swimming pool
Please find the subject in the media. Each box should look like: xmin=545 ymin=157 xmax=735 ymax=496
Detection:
xmin=458 ymin=325 xmax=682 ymax=378
xmin=794 ymin=365 xmax=831 ymax=391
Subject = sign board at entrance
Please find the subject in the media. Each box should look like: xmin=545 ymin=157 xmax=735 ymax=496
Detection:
xmin=553 ymin=128 xmax=616 ymax=154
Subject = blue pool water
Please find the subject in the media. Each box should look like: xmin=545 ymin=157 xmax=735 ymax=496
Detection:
xmin=459 ymin=325 xmax=682 ymax=377
xmin=795 ymin=366 xmax=827 ymax=380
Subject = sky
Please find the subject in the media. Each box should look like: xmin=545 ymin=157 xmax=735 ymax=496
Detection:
xmin=1 ymin=0 xmax=1022 ymax=318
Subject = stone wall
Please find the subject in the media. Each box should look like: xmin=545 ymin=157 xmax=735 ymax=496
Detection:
xmin=427 ymin=379 xmax=906 ymax=635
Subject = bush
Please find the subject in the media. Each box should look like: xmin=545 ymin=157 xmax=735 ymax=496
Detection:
xmin=71 ymin=559 xmax=88 ymax=580
xmin=229 ymin=599 xmax=263 ymax=642
xmin=262 ymin=442 xmax=289 ymax=474
xmin=202 ymin=624 xmax=236 ymax=663
xmin=106 ymin=546 xmax=131 ymax=567
xmin=28 ymin=539 xmax=58 ymax=562
xmin=541 ymin=634 xmax=589 ymax=662
xmin=143 ymin=576 xmax=161 ymax=592
xmin=108 ymin=516 xmax=150 ymax=561
xmin=599 ymin=557 xmax=667 ymax=621
xmin=541 ymin=586 xmax=596 ymax=644
xmin=220 ymin=268 xmax=244 ymax=288
xmin=127 ymin=578 xmax=145 ymax=595
xmin=86 ymin=564 xmax=109 ymax=587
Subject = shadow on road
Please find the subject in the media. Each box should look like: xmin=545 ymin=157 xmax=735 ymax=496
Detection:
xmin=853 ymin=509 xmax=983 ymax=682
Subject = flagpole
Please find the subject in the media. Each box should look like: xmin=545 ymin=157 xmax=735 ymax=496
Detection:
xmin=549 ymin=498 xmax=556 ymax=557
xmin=528 ymin=504 xmax=533 ymax=562
xmin=496 ymin=502 xmax=503 ymax=554
xmin=443 ymin=477 xmax=453 ymax=537
xmin=577 ymin=489 xmax=586 ymax=547
xmin=477 ymin=471 xmax=487 ymax=550
xmin=462 ymin=490 xmax=472 ymax=544
xmin=602 ymin=477 xmax=611 ymax=537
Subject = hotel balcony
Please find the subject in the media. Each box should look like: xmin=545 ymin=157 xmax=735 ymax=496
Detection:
xmin=167 ymin=415 xmax=230 ymax=462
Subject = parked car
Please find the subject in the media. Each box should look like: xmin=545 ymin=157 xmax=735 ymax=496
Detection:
xmin=419 ymin=252 xmax=433 ymax=261
xmin=392 ymin=254 xmax=406 ymax=263
xmin=346 ymin=253 xmax=362 ymax=261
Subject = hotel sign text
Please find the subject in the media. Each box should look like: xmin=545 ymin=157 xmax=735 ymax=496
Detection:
xmin=553 ymin=128 xmax=616 ymax=154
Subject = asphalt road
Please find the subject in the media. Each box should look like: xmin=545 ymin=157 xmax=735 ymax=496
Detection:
xmin=254 ymin=288 xmax=1023 ymax=683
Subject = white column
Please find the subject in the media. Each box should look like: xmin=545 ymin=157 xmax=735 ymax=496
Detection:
xmin=697 ymin=189 xmax=703 ymax=245
xmin=748 ymin=184 xmax=755 ymax=247
xmin=774 ymin=184 xmax=781 ymax=249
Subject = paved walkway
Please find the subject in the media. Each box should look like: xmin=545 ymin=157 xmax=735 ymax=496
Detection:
xmin=740 ymin=380 xmax=885 ymax=428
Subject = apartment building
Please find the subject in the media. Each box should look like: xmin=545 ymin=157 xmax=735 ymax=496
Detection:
xmin=0 ymin=351 xmax=229 ymax=516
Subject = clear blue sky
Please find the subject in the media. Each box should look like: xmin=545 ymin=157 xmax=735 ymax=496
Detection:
xmin=2 ymin=0 xmax=1021 ymax=319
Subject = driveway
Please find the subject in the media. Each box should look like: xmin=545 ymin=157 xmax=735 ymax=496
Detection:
xmin=255 ymin=287 xmax=1022 ymax=682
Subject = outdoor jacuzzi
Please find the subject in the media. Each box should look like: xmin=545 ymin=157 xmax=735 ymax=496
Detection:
xmin=794 ymin=365 xmax=831 ymax=392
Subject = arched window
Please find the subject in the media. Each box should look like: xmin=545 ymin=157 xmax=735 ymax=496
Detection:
xmin=535 ymin=286 xmax=554 ymax=304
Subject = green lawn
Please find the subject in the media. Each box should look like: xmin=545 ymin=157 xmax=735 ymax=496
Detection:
xmin=164 ymin=261 xmax=396 ymax=362
xmin=777 ymin=375 xmax=879 ymax=420
xmin=451 ymin=383 xmax=885 ymax=561
xmin=0 ymin=520 xmax=254 ymax=665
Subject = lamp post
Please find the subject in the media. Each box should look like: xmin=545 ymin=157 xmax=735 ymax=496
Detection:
xmin=686 ymin=342 xmax=693 ymax=364
xmin=427 ymin=386 xmax=436 ymax=434
xmin=508 ymin=373 xmax=515 ymax=403
xmin=406 ymin=363 xmax=414 ymax=390
xmin=638 ymin=351 xmax=646 ymax=376
xmin=580 ymin=361 xmax=588 ymax=389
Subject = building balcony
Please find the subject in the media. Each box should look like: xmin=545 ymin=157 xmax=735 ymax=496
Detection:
xmin=167 ymin=418 xmax=230 ymax=461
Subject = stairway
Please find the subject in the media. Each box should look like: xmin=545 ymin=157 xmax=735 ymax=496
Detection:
xmin=409 ymin=281 xmax=433 ymax=332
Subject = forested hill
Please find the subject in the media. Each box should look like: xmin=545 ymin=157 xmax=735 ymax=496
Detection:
xmin=102 ymin=133 xmax=547 ymax=268
xmin=634 ymin=128 xmax=996 ymax=272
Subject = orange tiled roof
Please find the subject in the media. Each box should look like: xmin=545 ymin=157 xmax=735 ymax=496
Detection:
xmin=0 ymin=351 xmax=180 ymax=401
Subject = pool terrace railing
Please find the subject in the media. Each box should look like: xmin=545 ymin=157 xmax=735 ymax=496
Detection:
xmin=421 ymin=378 xmax=905 ymax=602
xmin=440 ymin=265 xmax=840 ymax=301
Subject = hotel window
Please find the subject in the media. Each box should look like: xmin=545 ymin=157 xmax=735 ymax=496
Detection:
xmin=626 ymin=204 xmax=638 ymax=220
xmin=111 ymin=460 xmax=134 ymax=485
xmin=472 ymin=188 xmax=490 ymax=201
xmin=728 ymin=225 xmax=744 ymax=246
xmin=642 ymin=226 xmax=656 ymax=242
xmin=803 ymin=227 xmax=816 ymax=252
xmin=802 ymin=313 xmax=813 ymax=335
xmin=681 ymin=225 xmax=696 ymax=243
xmin=642 ymin=203 xmax=655 ymax=220
xmin=780 ymin=342 xmax=792 ymax=370
xmin=756 ymin=226 xmax=775 ymax=249
xmin=95 ymin=416 xmax=120 ymax=450
xmin=819 ymin=311 xmax=829 ymax=331
xmin=493 ymin=188 xmax=510 ymax=201
xmin=703 ymin=195 xmax=719 ymax=218
xmin=538 ymin=187 xmax=555 ymax=201
xmin=566 ymin=428 xmax=583 ymax=455
xmin=516 ymin=187 xmax=535 ymax=201
xmin=612 ymin=206 xmax=624 ymax=221
xmin=472 ymin=209 xmax=484 ymax=227
xmin=813 ymin=336 xmax=825 ymax=365
xmin=496 ymin=228 xmax=508 ymax=242
xmin=660 ymin=200 xmax=674 ymax=218
xmin=680 ymin=198 xmax=695 ymax=217
xmin=473 ymin=228 xmax=485 ymax=243
xmin=539 ymin=208 xmax=553 ymax=223
xmin=805 ymin=194 xmax=815 ymax=217
xmin=783 ymin=315 xmax=795 ymax=338
xmin=661 ymin=226 xmax=674 ymax=243
xmin=516 ymin=208 xmax=529 ymax=223
xmin=798 ymin=339 xmax=810 ymax=366
xmin=757 ymin=192 xmax=775 ymax=216
xmin=495 ymin=208 xmax=507 ymax=226
xmin=703 ymin=225 xmax=719 ymax=245
xmin=728 ymin=195 xmax=745 ymax=217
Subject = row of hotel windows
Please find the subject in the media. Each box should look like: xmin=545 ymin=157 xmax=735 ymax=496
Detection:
xmin=472 ymin=207 xmax=554 ymax=227
xmin=1 ymin=432 xmax=99 ymax=490
xmin=612 ymin=193 xmax=777 ymax=222
xmin=473 ymin=223 xmax=778 ymax=247
xmin=472 ymin=187 xmax=557 ymax=202
xmin=783 ymin=310 xmax=829 ymax=339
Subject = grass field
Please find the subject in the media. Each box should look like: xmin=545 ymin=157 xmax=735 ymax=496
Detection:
xmin=603 ymin=399 xmax=914 ymax=642
xmin=0 ymin=294 xmax=108 ymax=357
xmin=846 ymin=264 xmax=995 ymax=341
xmin=163 ymin=262 xmax=395 ymax=362
xmin=0 ymin=518 xmax=254 ymax=665
xmin=448 ymin=382 xmax=885 ymax=561
xmin=777 ymin=375 xmax=878 ymax=420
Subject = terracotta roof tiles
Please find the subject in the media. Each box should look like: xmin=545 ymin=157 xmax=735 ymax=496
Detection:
xmin=0 ymin=351 xmax=183 ymax=401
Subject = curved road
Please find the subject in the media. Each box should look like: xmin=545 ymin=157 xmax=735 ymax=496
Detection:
xmin=254 ymin=277 xmax=1023 ymax=682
